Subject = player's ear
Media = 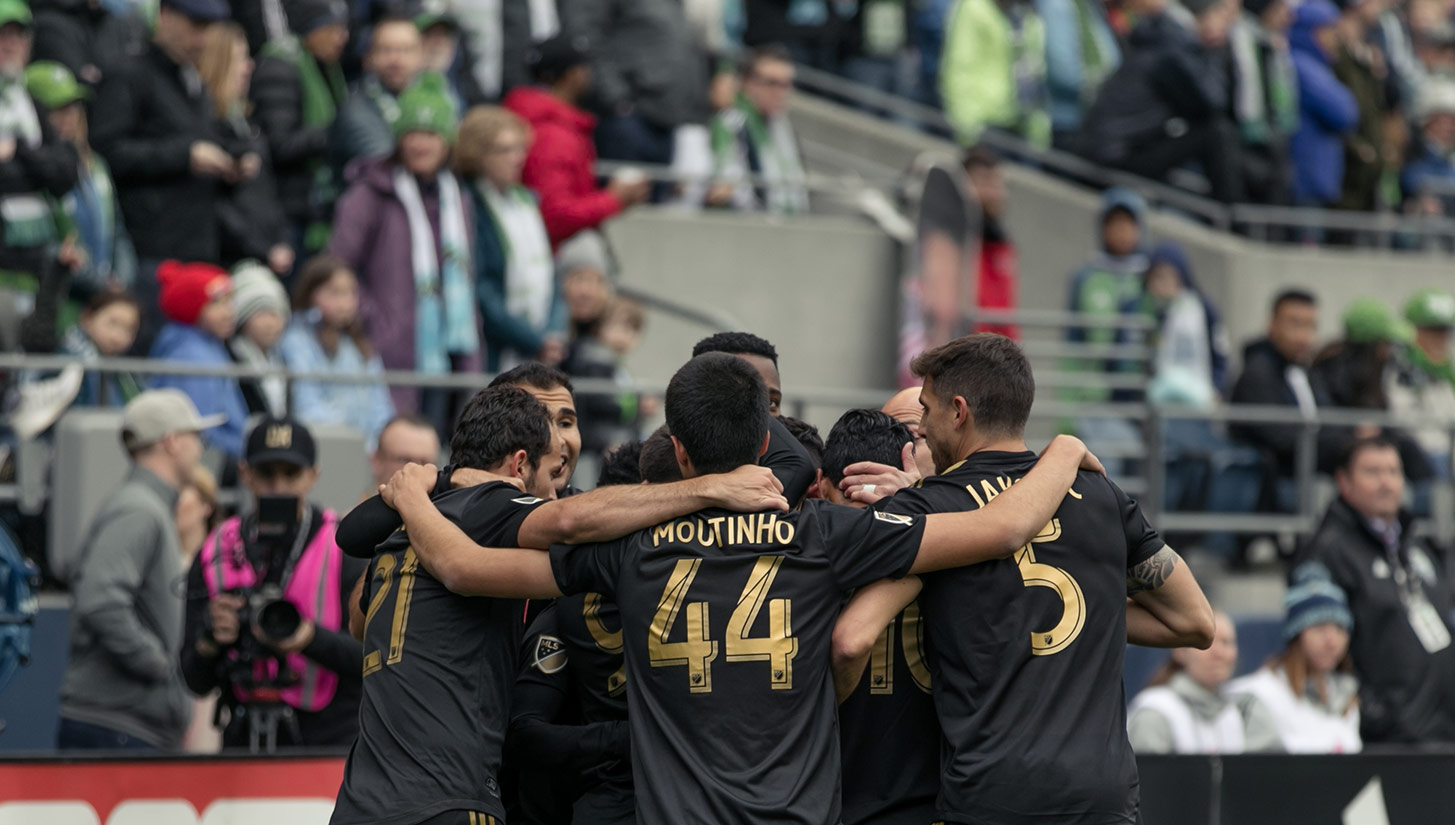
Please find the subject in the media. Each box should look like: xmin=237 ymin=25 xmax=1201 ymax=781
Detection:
xmin=508 ymin=449 xmax=528 ymax=478
xmin=670 ymin=435 xmax=693 ymax=476
xmin=758 ymin=429 xmax=770 ymax=458
xmin=952 ymin=395 xmax=972 ymax=429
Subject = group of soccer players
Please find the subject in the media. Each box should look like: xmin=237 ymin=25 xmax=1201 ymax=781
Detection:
xmin=329 ymin=331 xmax=1217 ymax=825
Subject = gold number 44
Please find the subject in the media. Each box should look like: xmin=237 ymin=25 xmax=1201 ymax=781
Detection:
xmin=363 ymin=547 xmax=419 ymax=676
xmin=648 ymin=556 xmax=798 ymax=693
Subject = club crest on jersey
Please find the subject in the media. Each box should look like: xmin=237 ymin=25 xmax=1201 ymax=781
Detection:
xmin=873 ymin=511 xmax=914 ymax=526
xmin=513 ymin=496 xmax=545 ymax=506
xmin=532 ymin=635 xmax=568 ymax=674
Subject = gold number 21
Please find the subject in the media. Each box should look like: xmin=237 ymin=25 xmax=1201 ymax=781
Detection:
xmin=363 ymin=547 xmax=419 ymax=676
xmin=648 ymin=556 xmax=798 ymax=693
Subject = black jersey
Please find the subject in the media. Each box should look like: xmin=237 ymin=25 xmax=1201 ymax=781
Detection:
xmin=837 ymin=597 xmax=940 ymax=825
xmin=550 ymin=501 xmax=927 ymax=825
xmin=879 ymin=451 xmax=1163 ymax=825
xmin=331 ymin=483 xmax=545 ymax=825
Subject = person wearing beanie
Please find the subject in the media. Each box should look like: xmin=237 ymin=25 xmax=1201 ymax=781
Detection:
xmin=1128 ymin=609 xmax=1282 ymax=754
xmin=1229 ymin=0 xmax=1299 ymax=205
xmin=329 ymin=71 xmax=479 ymax=431
xmin=1308 ymin=298 xmax=1432 ymax=478
xmin=1389 ymin=288 xmax=1455 ymax=478
xmin=557 ymin=229 xmax=612 ymax=339
xmin=504 ymin=34 xmax=649 ymax=247
xmin=1292 ymin=435 xmax=1455 ymax=745
xmin=148 ymin=260 xmax=249 ymax=460
xmin=228 ymin=261 xmax=291 ymax=416
xmin=252 ymin=0 xmax=349 ymax=257
xmin=1227 ymin=565 xmax=1361 ymax=753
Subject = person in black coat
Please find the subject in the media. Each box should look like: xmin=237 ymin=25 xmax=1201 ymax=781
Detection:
xmin=1080 ymin=0 xmax=1245 ymax=202
xmin=30 ymin=0 xmax=145 ymax=88
xmin=90 ymin=0 xmax=238 ymax=344
xmin=251 ymin=0 xmax=348 ymax=256
xmin=1230 ymin=289 xmax=1321 ymax=480
xmin=200 ymin=21 xmax=293 ymax=274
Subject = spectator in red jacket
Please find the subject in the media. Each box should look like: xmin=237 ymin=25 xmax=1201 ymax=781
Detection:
xmin=963 ymin=145 xmax=1019 ymax=340
xmin=502 ymin=35 xmax=648 ymax=248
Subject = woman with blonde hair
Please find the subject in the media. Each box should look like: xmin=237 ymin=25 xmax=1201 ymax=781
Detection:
xmin=197 ymin=22 xmax=293 ymax=275
xmin=457 ymin=105 xmax=564 ymax=371
xmin=1127 ymin=609 xmax=1281 ymax=753
xmin=1227 ymin=566 xmax=1361 ymax=753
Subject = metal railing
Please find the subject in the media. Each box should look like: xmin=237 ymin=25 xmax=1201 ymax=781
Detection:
xmin=790 ymin=63 xmax=1455 ymax=249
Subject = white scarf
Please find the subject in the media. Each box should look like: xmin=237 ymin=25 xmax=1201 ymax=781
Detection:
xmin=482 ymin=181 xmax=554 ymax=330
xmin=393 ymin=166 xmax=477 ymax=373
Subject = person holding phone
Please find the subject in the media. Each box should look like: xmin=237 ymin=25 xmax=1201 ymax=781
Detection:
xmin=180 ymin=416 xmax=368 ymax=750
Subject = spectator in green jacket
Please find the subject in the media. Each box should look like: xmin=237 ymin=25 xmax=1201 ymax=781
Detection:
xmin=940 ymin=0 xmax=1050 ymax=147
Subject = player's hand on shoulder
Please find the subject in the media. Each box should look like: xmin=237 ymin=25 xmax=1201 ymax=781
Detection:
xmin=707 ymin=464 xmax=789 ymax=513
xmin=381 ymin=463 xmax=440 ymax=510
xmin=1046 ymin=434 xmax=1105 ymax=476
xmin=451 ymin=467 xmax=527 ymax=492
xmin=840 ymin=442 xmax=921 ymax=505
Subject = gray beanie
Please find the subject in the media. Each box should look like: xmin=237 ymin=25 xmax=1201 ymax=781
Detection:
xmin=231 ymin=261 xmax=291 ymax=328
xmin=556 ymin=230 xmax=610 ymax=276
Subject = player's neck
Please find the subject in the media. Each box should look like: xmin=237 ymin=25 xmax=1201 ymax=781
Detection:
xmin=960 ymin=435 xmax=1028 ymax=459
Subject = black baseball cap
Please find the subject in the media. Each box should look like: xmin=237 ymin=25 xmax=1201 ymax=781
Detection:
xmin=245 ymin=416 xmax=317 ymax=468
xmin=528 ymin=34 xmax=591 ymax=83
xmin=161 ymin=0 xmax=231 ymax=22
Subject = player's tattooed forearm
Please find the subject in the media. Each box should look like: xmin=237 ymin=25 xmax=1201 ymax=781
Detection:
xmin=1126 ymin=546 xmax=1179 ymax=595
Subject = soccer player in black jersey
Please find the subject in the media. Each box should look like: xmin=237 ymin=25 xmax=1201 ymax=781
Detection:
xmin=815 ymin=409 xmax=941 ymax=825
xmin=375 ymin=353 xmax=1102 ymax=825
xmin=331 ymin=386 xmax=789 ymax=825
xmin=858 ymin=334 xmax=1215 ymax=825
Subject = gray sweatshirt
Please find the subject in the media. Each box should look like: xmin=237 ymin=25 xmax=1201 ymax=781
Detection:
xmin=59 ymin=466 xmax=192 ymax=747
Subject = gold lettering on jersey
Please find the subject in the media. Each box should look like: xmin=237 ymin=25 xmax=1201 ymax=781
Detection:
xmin=652 ymin=513 xmax=796 ymax=548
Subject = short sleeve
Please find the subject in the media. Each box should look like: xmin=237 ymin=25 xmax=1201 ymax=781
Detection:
xmin=814 ymin=502 xmax=926 ymax=590
xmin=456 ymin=483 xmax=550 ymax=547
xmin=550 ymin=540 xmax=626 ymax=599
xmin=1113 ymin=481 xmax=1164 ymax=567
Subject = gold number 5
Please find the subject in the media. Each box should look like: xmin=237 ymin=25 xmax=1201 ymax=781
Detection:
xmin=1016 ymin=520 xmax=1085 ymax=656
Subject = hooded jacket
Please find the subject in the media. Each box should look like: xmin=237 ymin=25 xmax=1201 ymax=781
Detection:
xmin=1119 ymin=243 xmax=1230 ymax=395
xmin=1064 ymin=188 xmax=1149 ymax=402
xmin=148 ymin=322 xmax=248 ymax=457
xmin=1288 ymin=1 xmax=1359 ymax=204
xmin=504 ymin=86 xmax=623 ymax=247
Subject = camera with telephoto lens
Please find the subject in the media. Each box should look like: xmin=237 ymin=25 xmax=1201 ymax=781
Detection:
xmin=236 ymin=584 xmax=303 ymax=644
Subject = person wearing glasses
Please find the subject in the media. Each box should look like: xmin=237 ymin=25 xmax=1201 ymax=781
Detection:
xmin=707 ymin=44 xmax=808 ymax=215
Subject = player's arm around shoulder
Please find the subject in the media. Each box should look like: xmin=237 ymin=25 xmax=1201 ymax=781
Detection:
xmin=832 ymin=576 xmax=923 ymax=703
xmin=516 ymin=463 xmax=789 ymax=549
xmin=1126 ymin=546 xmax=1215 ymax=649
xmin=383 ymin=464 xmax=562 ymax=599
xmin=911 ymin=435 xmax=1103 ymax=573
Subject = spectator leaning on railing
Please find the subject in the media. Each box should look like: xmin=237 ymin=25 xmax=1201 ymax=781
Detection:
xmin=57 ymin=389 xmax=219 ymax=750
xmin=707 ymin=44 xmax=809 ymax=215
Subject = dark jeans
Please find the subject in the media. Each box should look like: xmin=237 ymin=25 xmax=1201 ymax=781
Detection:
xmin=56 ymin=717 xmax=157 ymax=751
xmin=1118 ymin=118 xmax=1245 ymax=204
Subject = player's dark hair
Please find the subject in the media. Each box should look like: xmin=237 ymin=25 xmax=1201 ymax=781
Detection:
xmin=779 ymin=416 xmax=824 ymax=470
xmin=911 ymin=333 xmax=1034 ymax=439
xmin=489 ymin=362 xmax=574 ymax=394
xmin=1336 ymin=435 xmax=1400 ymax=474
xmin=1273 ymin=289 xmax=1317 ymax=316
xmin=740 ymin=43 xmax=793 ymax=79
xmin=666 ymin=353 xmax=769 ymax=475
xmin=449 ymin=387 xmax=553 ymax=472
xmin=961 ymin=143 xmax=1000 ymax=173
xmin=597 ymin=440 xmax=644 ymax=487
xmin=692 ymin=331 xmax=778 ymax=367
xmin=639 ymin=425 xmax=684 ymax=484
xmin=822 ymin=409 xmax=914 ymax=486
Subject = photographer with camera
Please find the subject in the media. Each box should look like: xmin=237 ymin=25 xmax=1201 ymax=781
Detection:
xmin=181 ymin=416 xmax=366 ymax=751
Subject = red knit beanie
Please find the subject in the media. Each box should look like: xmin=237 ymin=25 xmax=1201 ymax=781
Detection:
xmin=157 ymin=260 xmax=232 ymax=325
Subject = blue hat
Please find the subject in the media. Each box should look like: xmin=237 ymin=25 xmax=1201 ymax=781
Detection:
xmin=1284 ymin=563 xmax=1354 ymax=642
xmin=161 ymin=0 xmax=230 ymax=23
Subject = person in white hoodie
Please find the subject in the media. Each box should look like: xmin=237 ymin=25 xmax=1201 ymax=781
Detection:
xmin=1128 ymin=609 xmax=1281 ymax=753
xmin=1227 ymin=565 xmax=1361 ymax=753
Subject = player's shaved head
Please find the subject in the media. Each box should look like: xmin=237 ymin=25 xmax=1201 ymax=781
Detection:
xmin=666 ymin=353 xmax=770 ymax=476
xmin=881 ymin=388 xmax=923 ymax=428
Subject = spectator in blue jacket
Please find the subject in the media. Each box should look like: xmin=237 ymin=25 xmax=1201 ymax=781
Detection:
xmin=1289 ymin=0 xmax=1359 ymax=207
xmin=455 ymin=104 xmax=565 ymax=372
xmin=1038 ymin=0 xmax=1120 ymax=149
xmin=1402 ymin=80 xmax=1455 ymax=216
xmin=147 ymin=260 xmax=247 ymax=460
